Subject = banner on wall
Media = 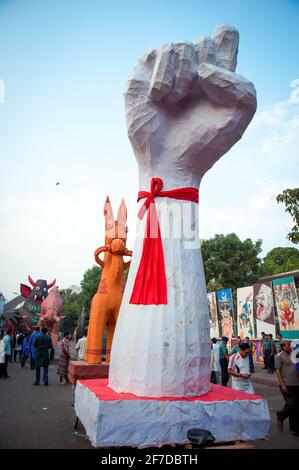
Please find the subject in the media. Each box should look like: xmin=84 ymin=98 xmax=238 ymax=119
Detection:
xmin=273 ymin=277 xmax=299 ymax=339
xmin=253 ymin=282 xmax=275 ymax=338
xmin=216 ymin=288 xmax=235 ymax=338
xmin=254 ymin=340 xmax=264 ymax=363
xmin=237 ymin=286 xmax=254 ymax=339
xmin=207 ymin=292 xmax=219 ymax=338
xmin=290 ymin=339 xmax=299 ymax=365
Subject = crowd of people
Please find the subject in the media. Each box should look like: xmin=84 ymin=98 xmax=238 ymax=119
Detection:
xmin=0 ymin=327 xmax=76 ymax=385
xmin=211 ymin=333 xmax=299 ymax=436
xmin=260 ymin=332 xmax=283 ymax=374
xmin=1 ymin=325 xmax=298 ymax=437
xmin=211 ymin=335 xmax=256 ymax=391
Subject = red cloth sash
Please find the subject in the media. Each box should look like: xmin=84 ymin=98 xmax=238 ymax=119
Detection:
xmin=129 ymin=178 xmax=199 ymax=305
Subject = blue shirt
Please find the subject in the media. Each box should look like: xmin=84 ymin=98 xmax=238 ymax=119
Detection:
xmin=29 ymin=332 xmax=41 ymax=358
xmin=23 ymin=338 xmax=30 ymax=355
xmin=3 ymin=335 xmax=12 ymax=356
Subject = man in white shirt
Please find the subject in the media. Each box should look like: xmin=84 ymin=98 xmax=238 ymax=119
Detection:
xmin=75 ymin=328 xmax=87 ymax=361
xmin=228 ymin=342 xmax=254 ymax=394
xmin=211 ymin=337 xmax=220 ymax=384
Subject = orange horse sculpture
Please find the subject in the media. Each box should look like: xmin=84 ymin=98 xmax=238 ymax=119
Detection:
xmin=85 ymin=197 xmax=132 ymax=364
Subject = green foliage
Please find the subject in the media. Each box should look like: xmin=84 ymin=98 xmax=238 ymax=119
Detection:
xmin=206 ymin=280 xmax=224 ymax=293
xmin=260 ymin=247 xmax=299 ymax=276
xmin=60 ymin=288 xmax=82 ymax=332
xmin=276 ymin=188 xmax=299 ymax=244
xmin=201 ymin=233 xmax=263 ymax=290
xmin=80 ymin=265 xmax=102 ymax=312
xmin=58 ymin=238 xmax=298 ymax=332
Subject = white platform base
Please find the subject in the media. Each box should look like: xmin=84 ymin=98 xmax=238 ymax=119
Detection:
xmin=74 ymin=379 xmax=270 ymax=448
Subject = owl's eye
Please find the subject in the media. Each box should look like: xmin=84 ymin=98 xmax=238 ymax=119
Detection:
xmin=35 ymin=287 xmax=40 ymax=291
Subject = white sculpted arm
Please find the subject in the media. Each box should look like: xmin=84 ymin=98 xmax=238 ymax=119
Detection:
xmin=109 ymin=24 xmax=257 ymax=398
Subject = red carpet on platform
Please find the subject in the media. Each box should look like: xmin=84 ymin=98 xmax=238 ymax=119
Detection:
xmin=79 ymin=378 xmax=263 ymax=402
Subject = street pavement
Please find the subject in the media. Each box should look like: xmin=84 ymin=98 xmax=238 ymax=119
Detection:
xmin=251 ymin=364 xmax=299 ymax=448
xmin=0 ymin=344 xmax=298 ymax=449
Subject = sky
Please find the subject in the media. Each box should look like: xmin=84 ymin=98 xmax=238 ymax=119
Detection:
xmin=0 ymin=0 xmax=298 ymax=301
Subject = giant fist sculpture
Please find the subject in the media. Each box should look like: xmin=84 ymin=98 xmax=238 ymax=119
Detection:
xmin=109 ymin=24 xmax=256 ymax=397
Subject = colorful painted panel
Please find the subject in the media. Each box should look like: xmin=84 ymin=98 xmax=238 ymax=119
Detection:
xmin=237 ymin=286 xmax=254 ymax=340
xmin=273 ymin=277 xmax=299 ymax=339
xmin=216 ymin=288 xmax=235 ymax=338
xmin=254 ymin=340 xmax=264 ymax=364
xmin=253 ymin=282 xmax=276 ymax=338
xmin=291 ymin=339 xmax=299 ymax=365
xmin=207 ymin=292 xmax=219 ymax=339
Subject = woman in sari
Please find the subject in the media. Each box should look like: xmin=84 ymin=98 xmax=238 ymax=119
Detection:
xmin=57 ymin=331 xmax=71 ymax=384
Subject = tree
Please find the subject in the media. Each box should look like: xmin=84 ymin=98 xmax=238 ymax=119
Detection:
xmin=58 ymin=266 xmax=103 ymax=333
xmin=60 ymin=288 xmax=82 ymax=332
xmin=276 ymin=188 xmax=299 ymax=244
xmin=260 ymin=247 xmax=299 ymax=276
xmin=205 ymin=280 xmax=224 ymax=293
xmin=80 ymin=265 xmax=102 ymax=312
xmin=201 ymin=233 xmax=263 ymax=291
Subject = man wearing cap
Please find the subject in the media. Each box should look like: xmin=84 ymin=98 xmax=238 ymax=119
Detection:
xmin=219 ymin=336 xmax=230 ymax=386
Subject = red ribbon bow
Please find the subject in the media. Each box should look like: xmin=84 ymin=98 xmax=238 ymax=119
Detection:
xmin=130 ymin=178 xmax=199 ymax=305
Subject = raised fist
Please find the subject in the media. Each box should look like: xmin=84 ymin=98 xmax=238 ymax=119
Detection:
xmin=125 ymin=24 xmax=256 ymax=189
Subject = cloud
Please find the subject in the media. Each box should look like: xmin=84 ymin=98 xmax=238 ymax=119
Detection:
xmin=290 ymin=79 xmax=299 ymax=104
xmin=250 ymin=80 xmax=299 ymax=174
xmin=253 ymin=79 xmax=299 ymax=127
xmin=200 ymin=79 xmax=299 ymax=255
